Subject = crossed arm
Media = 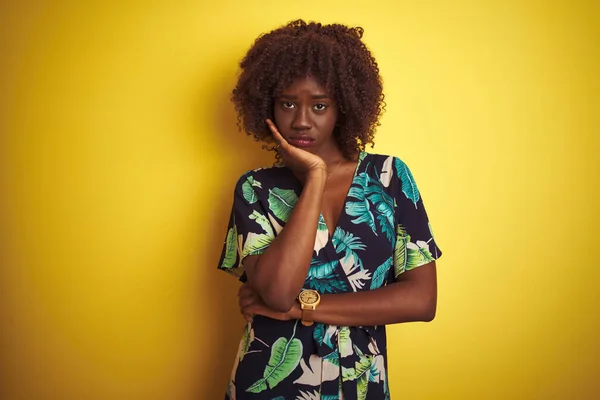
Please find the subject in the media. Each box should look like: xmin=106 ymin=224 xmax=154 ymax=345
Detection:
xmin=241 ymin=119 xmax=437 ymax=327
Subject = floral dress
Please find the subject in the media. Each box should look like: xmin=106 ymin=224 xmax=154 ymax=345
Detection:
xmin=217 ymin=152 xmax=442 ymax=400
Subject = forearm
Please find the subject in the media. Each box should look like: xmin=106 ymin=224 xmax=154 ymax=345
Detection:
xmin=248 ymin=168 xmax=326 ymax=311
xmin=291 ymin=277 xmax=437 ymax=326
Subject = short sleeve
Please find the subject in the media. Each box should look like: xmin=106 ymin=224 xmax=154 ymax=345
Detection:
xmin=392 ymin=158 xmax=442 ymax=278
xmin=217 ymin=173 xmax=276 ymax=279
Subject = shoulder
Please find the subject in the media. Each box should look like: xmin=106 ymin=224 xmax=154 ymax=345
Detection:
xmin=360 ymin=151 xmax=413 ymax=174
xmin=234 ymin=164 xmax=289 ymax=190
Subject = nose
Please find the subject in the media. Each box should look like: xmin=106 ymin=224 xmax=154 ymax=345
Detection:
xmin=291 ymin=106 xmax=312 ymax=130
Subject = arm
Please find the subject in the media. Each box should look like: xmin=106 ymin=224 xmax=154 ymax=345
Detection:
xmin=295 ymin=262 xmax=437 ymax=326
xmin=244 ymin=119 xmax=327 ymax=312
xmin=241 ymin=261 xmax=437 ymax=326
xmin=244 ymin=169 xmax=325 ymax=312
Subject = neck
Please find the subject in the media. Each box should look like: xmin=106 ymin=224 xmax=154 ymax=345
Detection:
xmin=312 ymin=143 xmax=347 ymax=167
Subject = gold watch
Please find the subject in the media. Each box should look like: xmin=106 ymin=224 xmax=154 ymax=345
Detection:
xmin=298 ymin=289 xmax=320 ymax=326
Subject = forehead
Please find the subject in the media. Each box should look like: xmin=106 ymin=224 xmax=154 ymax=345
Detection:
xmin=280 ymin=76 xmax=329 ymax=95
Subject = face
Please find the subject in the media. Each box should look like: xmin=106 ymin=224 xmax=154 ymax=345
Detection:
xmin=273 ymin=76 xmax=339 ymax=156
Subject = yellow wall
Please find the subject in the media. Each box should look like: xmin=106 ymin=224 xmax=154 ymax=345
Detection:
xmin=1 ymin=1 xmax=598 ymax=399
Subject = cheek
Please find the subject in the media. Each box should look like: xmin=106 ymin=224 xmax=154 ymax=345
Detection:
xmin=273 ymin=108 xmax=290 ymax=127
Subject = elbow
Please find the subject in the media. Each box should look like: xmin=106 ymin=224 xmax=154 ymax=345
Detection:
xmin=419 ymin=295 xmax=437 ymax=322
xmin=261 ymin=289 xmax=297 ymax=313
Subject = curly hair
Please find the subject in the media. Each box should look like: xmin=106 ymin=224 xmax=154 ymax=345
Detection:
xmin=231 ymin=19 xmax=385 ymax=160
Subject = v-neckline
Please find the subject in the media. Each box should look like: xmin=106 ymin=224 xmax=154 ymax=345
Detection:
xmin=320 ymin=151 xmax=364 ymax=239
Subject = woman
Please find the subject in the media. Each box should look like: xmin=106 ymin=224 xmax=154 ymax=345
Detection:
xmin=217 ymin=20 xmax=441 ymax=400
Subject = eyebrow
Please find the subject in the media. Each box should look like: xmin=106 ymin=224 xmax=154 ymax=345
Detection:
xmin=278 ymin=94 xmax=331 ymax=100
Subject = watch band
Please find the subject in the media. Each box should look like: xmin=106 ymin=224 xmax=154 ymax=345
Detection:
xmin=301 ymin=308 xmax=315 ymax=326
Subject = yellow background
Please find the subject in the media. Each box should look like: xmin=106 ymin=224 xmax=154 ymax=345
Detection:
xmin=1 ymin=1 xmax=598 ymax=399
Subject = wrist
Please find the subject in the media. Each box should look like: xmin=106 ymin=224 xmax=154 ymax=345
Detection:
xmin=289 ymin=302 xmax=302 ymax=320
xmin=306 ymin=166 xmax=327 ymax=182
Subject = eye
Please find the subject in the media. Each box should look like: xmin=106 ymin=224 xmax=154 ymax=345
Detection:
xmin=313 ymin=103 xmax=328 ymax=111
xmin=281 ymin=101 xmax=295 ymax=109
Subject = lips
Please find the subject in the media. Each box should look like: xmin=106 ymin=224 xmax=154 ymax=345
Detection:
xmin=287 ymin=136 xmax=315 ymax=148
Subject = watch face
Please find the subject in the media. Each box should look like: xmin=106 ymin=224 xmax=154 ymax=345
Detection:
xmin=299 ymin=290 xmax=319 ymax=304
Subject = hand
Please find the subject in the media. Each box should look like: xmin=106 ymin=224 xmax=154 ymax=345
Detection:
xmin=266 ymin=119 xmax=326 ymax=176
xmin=238 ymin=283 xmax=294 ymax=322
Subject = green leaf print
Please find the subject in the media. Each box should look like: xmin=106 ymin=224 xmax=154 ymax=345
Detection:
xmin=394 ymin=224 xmax=410 ymax=276
xmin=338 ymin=326 xmax=353 ymax=358
xmin=313 ymin=323 xmax=325 ymax=346
xmin=221 ymin=225 xmax=238 ymax=269
xmin=342 ymin=346 xmax=373 ymax=400
xmin=239 ymin=324 xmax=254 ymax=361
xmin=249 ymin=210 xmax=274 ymax=236
xmin=394 ymin=158 xmax=420 ymax=207
xmin=407 ymin=241 xmax=434 ymax=270
xmin=323 ymin=349 xmax=340 ymax=367
xmin=307 ymin=259 xmax=338 ymax=279
xmin=246 ymin=322 xmax=303 ymax=393
xmin=358 ymin=151 xmax=367 ymax=163
xmin=370 ymin=256 xmax=392 ymax=289
xmin=346 ymin=198 xmax=377 ymax=233
xmin=306 ymin=273 xmax=347 ymax=293
xmin=357 ymin=372 xmax=369 ymax=400
xmin=332 ymin=228 xmax=365 ymax=270
xmin=242 ymin=232 xmax=274 ymax=258
xmin=268 ymin=188 xmax=298 ymax=223
xmin=242 ymin=176 xmax=260 ymax=204
xmin=306 ymin=272 xmax=347 ymax=293
xmin=347 ymin=169 xmax=396 ymax=242
xmin=318 ymin=214 xmax=328 ymax=231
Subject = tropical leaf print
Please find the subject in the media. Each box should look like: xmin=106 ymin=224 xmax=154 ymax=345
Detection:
xmin=406 ymin=240 xmax=434 ymax=270
xmin=394 ymin=158 xmax=420 ymax=207
xmin=314 ymin=215 xmax=329 ymax=255
xmin=348 ymin=269 xmax=372 ymax=292
xmin=394 ymin=224 xmax=410 ymax=276
xmin=358 ymin=151 xmax=367 ymax=163
xmin=242 ymin=176 xmax=261 ymax=204
xmin=346 ymin=198 xmax=377 ymax=233
xmin=341 ymin=346 xmax=374 ymax=400
xmin=268 ymin=213 xmax=284 ymax=235
xmin=242 ymin=232 xmax=274 ymax=258
xmin=380 ymin=156 xmax=394 ymax=187
xmin=318 ymin=214 xmax=328 ymax=231
xmin=294 ymin=354 xmax=339 ymax=385
xmin=338 ymin=326 xmax=353 ymax=358
xmin=323 ymin=349 xmax=340 ymax=367
xmin=347 ymin=170 xmax=396 ymax=242
xmin=246 ymin=322 xmax=303 ymax=393
xmin=268 ymin=188 xmax=298 ymax=222
xmin=307 ymin=260 xmax=347 ymax=293
xmin=369 ymin=354 xmax=386 ymax=384
xmin=323 ymin=325 xmax=337 ymax=349
xmin=365 ymin=177 xmax=395 ymax=242
xmin=308 ymin=259 xmax=338 ymax=279
xmin=306 ymin=272 xmax=347 ymax=293
xmin=296 ymin=390 xmax=321 ymax=400
xmin=332 ymin=228 xmax=365 ymax=270
xmin=239 ymin=324 xmax=255 ymax=361
xmin=370 ymin=256 xmax=392 ymax=289
xmin=221 ymin=225 xmax=238 ymax=269
xmin=249 ymin=210 xmax=274 ymax=237
xmin=429 ymin=222 xmax=439 ymax=258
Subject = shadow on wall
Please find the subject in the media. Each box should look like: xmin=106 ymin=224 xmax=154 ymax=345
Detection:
xmin=190 ymin=64 xmax=275 ymax=398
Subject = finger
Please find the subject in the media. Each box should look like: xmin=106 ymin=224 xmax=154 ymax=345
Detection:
xmin=265 ymin=119 xmax=287 ymax=147
xmin=239 ymin=295 xmax=257 ymax=309
xmin=238 ymin=284 xmax=251 ymax=297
